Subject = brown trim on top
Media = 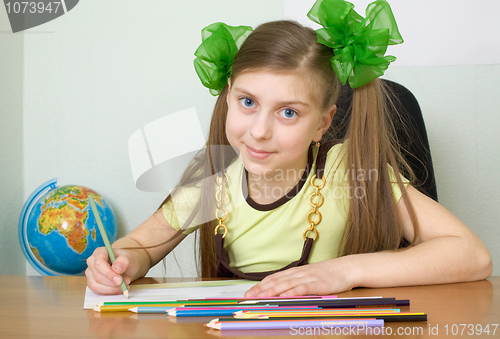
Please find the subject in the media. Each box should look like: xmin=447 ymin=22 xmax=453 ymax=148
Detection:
xmin=216 ymin=233 xmax=314 ymax=280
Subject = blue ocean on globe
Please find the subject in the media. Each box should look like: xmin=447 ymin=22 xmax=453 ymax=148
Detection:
xmin=19 ymin=178 xmax=117 ymax=275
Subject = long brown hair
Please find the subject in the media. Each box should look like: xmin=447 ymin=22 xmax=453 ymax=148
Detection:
xmin=159 ymin=20 xmax=418 ymax=277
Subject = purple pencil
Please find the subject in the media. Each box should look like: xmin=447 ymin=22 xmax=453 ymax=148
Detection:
xmin=208 ymin=318 xmax=384 ymax=330
xmin=203 ymin=295 xmax=338 ymax=300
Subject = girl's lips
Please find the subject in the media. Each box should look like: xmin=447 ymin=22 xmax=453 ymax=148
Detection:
xmin=246 ymin=145 xmax=272 ymax=160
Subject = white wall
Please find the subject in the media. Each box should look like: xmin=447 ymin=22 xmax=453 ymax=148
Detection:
xmin=1 ymin=0 xmax=498 ymax=277
xmin=384 ymin=65 xmax=500 ymax=273
xmin=0 ymin=9 xmax=25 ymax=275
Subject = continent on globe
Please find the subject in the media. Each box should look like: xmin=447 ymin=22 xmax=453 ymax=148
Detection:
xmin=38 ymin=186 xmax=102 ymax=254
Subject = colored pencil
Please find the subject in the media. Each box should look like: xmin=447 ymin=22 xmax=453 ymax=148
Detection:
xmin=245 ymin=298 xmax=410 ymax=308
xmin=207 ymin=318 xmax=384 ymax=330
xmin=203 ymin=295 xmax=337 ymax=301
xmin=88 ymin=195 xmax=129 ymax=299
xmin=131 ymin=305 xmax=319 ymax=314
xmin=130 ymin=307 xmax=179 ymax=314
xmin=216 ymin=313 xmax=427 ymax=322
xmin=214 ymin=297 xmax=338 ymax=303
xmin=95 ymin=304 xmax=191 ymax=313
xmin=236 ymin=308 xmax=399 ymax=314
xmin=234 ymin=311 xmax=401 ymax=319
xmin=216 ymin=312 xmax=427 ymax=322
xmin=236 ymin=296 xmax=382 ymax=304
xmin=168 ymin=307 xmax=322 ymax=317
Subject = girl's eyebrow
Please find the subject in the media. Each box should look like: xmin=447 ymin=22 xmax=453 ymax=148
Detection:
xmin=278 ymin=100 xmax=310 ymax=107
xmin=233 ymin=86 xmax=310 ymax=107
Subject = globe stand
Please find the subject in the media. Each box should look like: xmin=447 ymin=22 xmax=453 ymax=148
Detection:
xmin=18 ymin=178 xmax=61 ymax=275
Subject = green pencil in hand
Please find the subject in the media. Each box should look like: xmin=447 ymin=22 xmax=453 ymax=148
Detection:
xmin=88 ymin=195 xmax=129 ymax=298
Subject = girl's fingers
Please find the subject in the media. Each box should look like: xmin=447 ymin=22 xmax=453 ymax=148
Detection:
xmin=245 ymin=269 xmax=305 ymax=297
xmin=91 ymin=267 xmax=118 ymax=288
xmin=245 ymin=263 xmax=341 ymax=297
xmin=89 ymin=248 xmax=121 ymax=285
xmin=86 ymin=247 xmax=132 ymax=293
xmin=85 ymin=268 xmax=126 ymax=295
xmin=111 ymin=254 xmax=131 ymax=277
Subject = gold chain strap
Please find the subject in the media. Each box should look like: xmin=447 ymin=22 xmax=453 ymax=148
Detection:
xmin=214 ymin=173 xmax=229 ymax=238
xmin=303 ymin=174 xmax=326 ymax=241
xmin=214 ymin=172 xmax=325 ymax=241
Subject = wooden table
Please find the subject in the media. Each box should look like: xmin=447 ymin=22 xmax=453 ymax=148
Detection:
xmin=0 ymin=276 xmax=498 ymax=338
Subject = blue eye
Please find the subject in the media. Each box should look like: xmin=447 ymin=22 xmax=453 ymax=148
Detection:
xmin=240 ymin=97 xmax=255 ymax=108
xmin=280 ymin=108 xmax=298 ymax=119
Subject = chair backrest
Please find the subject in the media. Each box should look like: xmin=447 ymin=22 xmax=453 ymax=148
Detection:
xmin=331 ymin=79 xmax=438 ymax=201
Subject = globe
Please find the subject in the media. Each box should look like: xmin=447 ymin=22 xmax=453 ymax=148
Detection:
xmin=19 ymin=178 xmax=117 ymax=275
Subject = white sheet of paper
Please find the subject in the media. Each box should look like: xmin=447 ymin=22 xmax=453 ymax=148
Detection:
xmin=83 ymin=280 xmax=258 ymax=309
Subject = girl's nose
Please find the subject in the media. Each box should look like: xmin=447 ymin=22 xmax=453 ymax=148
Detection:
xmin=249 ymin=111 xmax=272 ymax=140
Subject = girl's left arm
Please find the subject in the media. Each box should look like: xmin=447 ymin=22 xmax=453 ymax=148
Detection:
xmin=245 ymin=186 xmax=492 ymax=297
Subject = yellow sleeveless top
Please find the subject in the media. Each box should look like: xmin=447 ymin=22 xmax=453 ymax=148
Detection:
xmin=163 ymin=143 xmax=406 ymax=273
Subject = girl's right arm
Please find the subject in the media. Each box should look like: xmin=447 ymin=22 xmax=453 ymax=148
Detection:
xmin=85 ymin=209 xmax=187 ymax=295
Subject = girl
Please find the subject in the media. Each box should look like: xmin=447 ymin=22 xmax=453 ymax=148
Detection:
xmin=86 ymin=0 xmax=492 ymax=297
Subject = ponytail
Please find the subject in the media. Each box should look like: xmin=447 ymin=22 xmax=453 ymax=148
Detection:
xmin=198 ymin=86 xmax=233 ymax=277
xmin=340 ymin=79 xmax=419 ymax=255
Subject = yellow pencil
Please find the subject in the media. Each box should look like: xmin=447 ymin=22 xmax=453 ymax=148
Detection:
xmin=94 ymin=301 xmax=241 ymax=313
xmin=88 ymin=195 xmax=129 ymax=298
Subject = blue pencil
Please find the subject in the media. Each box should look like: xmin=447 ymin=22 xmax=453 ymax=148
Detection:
xmin=167 ymin=307 xmax=322 ymax=317
xmin=130 ymin=307 xmax=174 ymax=314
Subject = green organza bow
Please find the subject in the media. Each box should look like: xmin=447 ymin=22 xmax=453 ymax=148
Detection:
xmin=194 ymin=22 xmax=253 ymax=96
xmin=308 ymin=0 xmax=403 ymax=88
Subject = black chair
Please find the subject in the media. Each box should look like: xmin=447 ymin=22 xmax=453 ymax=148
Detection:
xmin=331 ymin=79 xmax=438 ymax=202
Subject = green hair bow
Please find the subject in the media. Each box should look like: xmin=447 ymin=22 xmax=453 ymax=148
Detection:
xmin=308 ymin=0 xmax=403 ymax=88
xmin=194 ymin=22 xmax=253 ymax=96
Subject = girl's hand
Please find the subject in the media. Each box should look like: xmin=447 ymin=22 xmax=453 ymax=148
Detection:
xmin=85 ymin=210 xmax=188 ymax=295
xmin=244 ymin=257 xmax=358 ymax=297
xmin=85 ymin=247 xmax=137 ymax=295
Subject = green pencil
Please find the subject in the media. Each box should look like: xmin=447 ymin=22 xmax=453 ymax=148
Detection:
xmin=88 ymin=195 xmax=129 ymax=298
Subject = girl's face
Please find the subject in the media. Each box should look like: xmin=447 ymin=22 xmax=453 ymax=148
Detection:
xmin=226 ymin=70 xmax=335 ymax=179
